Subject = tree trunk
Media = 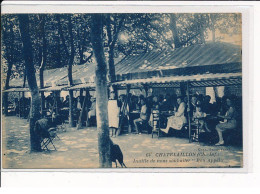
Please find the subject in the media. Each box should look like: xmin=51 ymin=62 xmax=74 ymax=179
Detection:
xmin=199 ymin=25 xmax=206 ymax=44
xmin=91 ymin=14 xmax=111 ymax=168
xmin=170 ymin=14 xmax=181 ymax=49
xmin=18 ymin=14 xmax=41 ymax=152
xmin=3 ymin=63 xmax=12 ymax=115
xmin=57 ymin=14 xmax=75 ymax=127
xmin=57 ymin=36 xmax=62 ymax=68
xmin=39 ymin=15 xmax=47 ymax=115
xmin=3 ymin=58 xmax=12 ymax=116
xmin=2 ymin=19 xmax=15 ymax=116
xmin=68 ymin=15 xmax=75 ymax=127
xmin=212 ymin=27 xmax=216 ymax=42
xmin=106 ymin=15 xmax=124 ymax=98
xmin=210 ymin=14 xmax=216 ymax=42
xmin=108 ymin=48 xmax=118 ymax=98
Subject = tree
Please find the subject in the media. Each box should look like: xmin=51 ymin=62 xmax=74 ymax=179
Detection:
xmin=57 ymin=14 xmax=75 ymax=127
xmin=38 ymin=14 xmax=47 ymax=114
xmin=91 ymin=14 xmax=111 ymax=168
xmin=104 ymin=14 xmax=125 ymax=97
xmin=18 ymin=14 xmax=41 ymax=152
xmin=169 ymin=14 xmax=182 ymax=48
xmin=74 ymin=14 xmax=93 ymax=65
xmin=1 ymin=17 xmax=15 ymax=115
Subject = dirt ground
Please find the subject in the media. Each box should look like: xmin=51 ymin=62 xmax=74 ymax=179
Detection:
xmin=2 ymin=116 xmax=243 ymax=169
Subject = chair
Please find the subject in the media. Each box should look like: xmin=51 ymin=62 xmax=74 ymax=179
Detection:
xmin=152 ymin=109 xmax=160 ymax=138
xmin=191 ymin=118 xmax=205 ymax=142
xmin=40 ymin=127 xmax=59 ymax=151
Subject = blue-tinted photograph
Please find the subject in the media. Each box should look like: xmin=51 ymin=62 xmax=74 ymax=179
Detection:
xmin=1 ymin=13 xmax=242 ymax=168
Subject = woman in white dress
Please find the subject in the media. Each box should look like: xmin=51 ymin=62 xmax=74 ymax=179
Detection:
xmin=108 ymin=91 xmax=120 ymax=136
xmin=161 ymin=96 xmax=187 ymax=134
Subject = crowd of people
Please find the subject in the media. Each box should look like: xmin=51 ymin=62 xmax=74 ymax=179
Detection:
xmin=7 ymin=88 xmax=242 ymax=145
xmin=108 ymin=91 xmax=242 ymax=145
xmin=10 ymin=96 xmax=31 ymax=118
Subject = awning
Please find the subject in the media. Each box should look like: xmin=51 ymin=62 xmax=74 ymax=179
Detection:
xmin=7 ymin=43 xmax=242 ymax=88
xmin=65 ymin=83 xmax=96 ymax=90
xmin=39 ymin=85 xmax=68 ymax=92
xmin=115 ymin=42 xmax=242 ymax=75
xmin=112 ymin=72 xmax=242 ymax=88
xmin=2 ymin=87 xmax=30 ymax=93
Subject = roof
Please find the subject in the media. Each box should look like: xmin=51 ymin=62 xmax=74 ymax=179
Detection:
xmin=39 ymin=85 xmax=68 ymax=92
xmin=2 ymin=87 xmax=30 ymax=93
xmin=115 ymin=42 xmax=241 ymax=75
xmin=6 ymin=42 xmax=242 ymax=91
xmin=65 ymin=83 xmax=96 ymax=90
xmin=112 ymin=72 xmax=242 ymax=88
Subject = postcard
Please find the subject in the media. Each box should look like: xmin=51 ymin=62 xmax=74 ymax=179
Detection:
xmin=1 ymin=3 xmax=251 ymax=172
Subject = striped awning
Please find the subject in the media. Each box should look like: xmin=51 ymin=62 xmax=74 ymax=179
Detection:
xmin=2 ymin=87 xmax=30 ymax=93
xmin=66 ymin=83 xmax=96 ymax=90
xmin=6 ymin=42 xmax=242 ymax=89
xmin=39 ymin=85 xmax=68 ymax=92
xmin=115 ymin=42 xmax=241 ymax=75
xmin=112 ymin=72 xmax=242 ymax=87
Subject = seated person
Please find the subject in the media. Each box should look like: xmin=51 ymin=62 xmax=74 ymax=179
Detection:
xmin=215 ymin=98 xmax=237 ymax=146
xmin=193 ymin=105 xmax=208 ymax=133
xmin=161 ymin=96 xmax=187 ymax=134
xmin=190 ymin=95 xmax=198 ymax=116
xmin=160 ymin=93 xmax=174 ymax=111
xmin=202 ymin=95 xmax=213 ymax=114
xmin=134 ymin=99 xmax=149 ymax=134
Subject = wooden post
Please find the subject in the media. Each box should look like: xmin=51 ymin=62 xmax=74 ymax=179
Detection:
xmin=180 ymin=82 xmax=186 ymax=97
xmin=54 ymin=91 xmax=59 ymax=115
xmin=85 ymin=89 xmax=90 ymax=127
xmin=126 ymin=84 xmax=131 ymax=133
xmin=40 ymin=90 xmax=45 ymax=116
xmin=143 ymin=84 xmax=148 ymax=98
xmin=186 ymin=82 xmax=192 ymax=143
xmin=126 ymin=84 xmax=130 ymax=99
xmin=77 ymin=88 xmax=89 ymax=130
xmin=18 ymin=92 xmax=21 ymax=118
xmin=22 ymin=91 xmax=25 ymax=118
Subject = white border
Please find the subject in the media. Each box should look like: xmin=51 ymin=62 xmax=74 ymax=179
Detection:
xmin=0 ymin=1 xmax=255 ymax=14
xmin=0 ymin=1 xmax=255 ymax=185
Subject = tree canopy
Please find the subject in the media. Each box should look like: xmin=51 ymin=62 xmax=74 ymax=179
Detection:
xmin=1 ymin=13 xmax=242 ymax=81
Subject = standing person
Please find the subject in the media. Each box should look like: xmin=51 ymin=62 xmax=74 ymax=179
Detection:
xmin=13 ymin=98 xmax=19 ymax=115
xmin=161 ymin=96 xmax=187 ymax=134
xmin=63 ymin=95 xmax=70 ymax=107
xmin=108 ymin=91 xmax=120 ymax=137
xmin=117 ymin=94 xmax=129 ymax=136
xmin=88 ymin=97 xmax=96 ymax=126
xmin=133 ymin=98 xmax=149 ymax=134
xmin=215 ymin=98 xmax=237 ymax=146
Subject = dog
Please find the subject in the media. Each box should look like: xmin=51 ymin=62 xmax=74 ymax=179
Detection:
xmin=110 ymin=139 xmax=126 ymax=168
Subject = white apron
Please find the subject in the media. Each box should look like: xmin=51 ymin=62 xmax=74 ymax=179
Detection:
xmin=108 ymin=100 xmax=120 ymax=128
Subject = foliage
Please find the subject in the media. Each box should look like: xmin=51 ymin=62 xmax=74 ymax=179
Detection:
xmin=1 ymin=13 xmax=241 ymax=80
